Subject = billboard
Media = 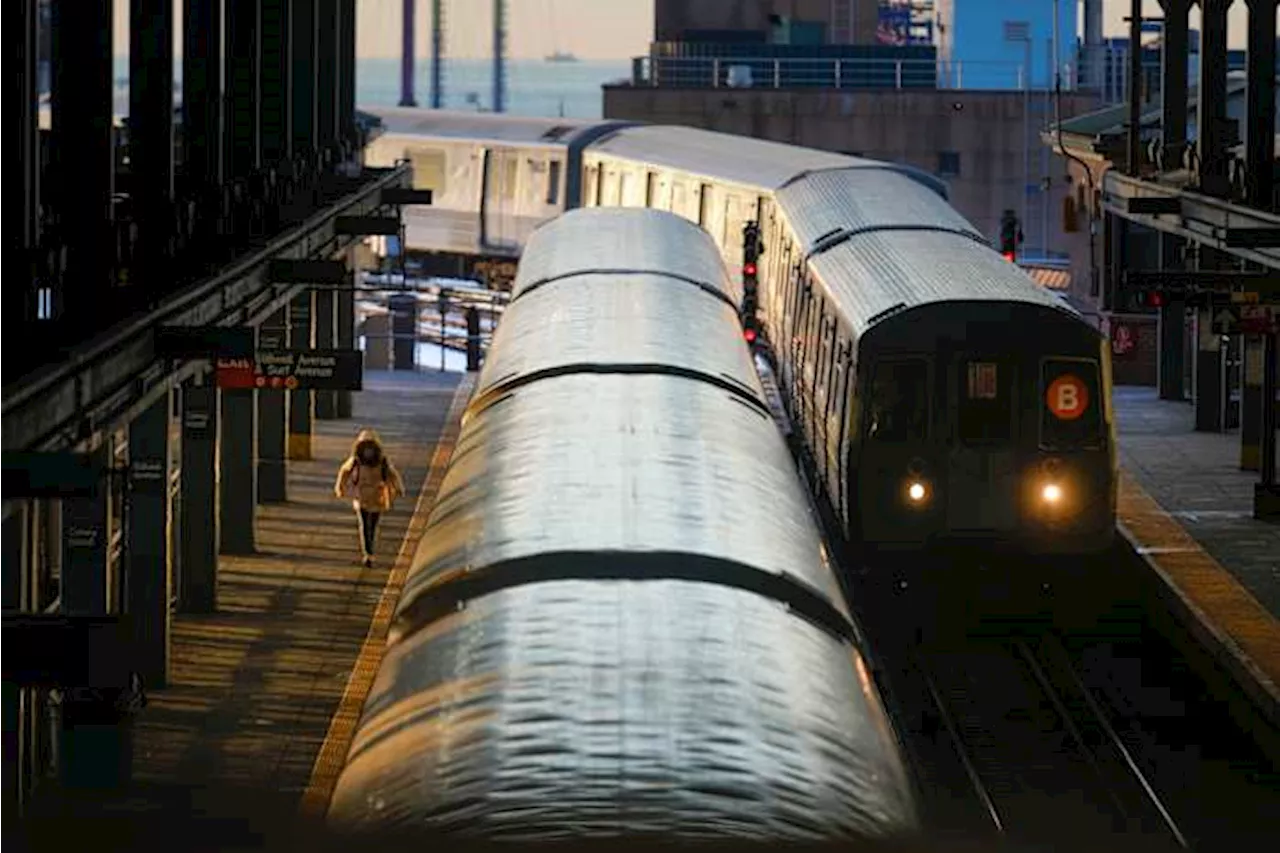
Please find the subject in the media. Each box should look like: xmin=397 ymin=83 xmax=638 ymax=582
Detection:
xmin=877 ymin=1 xmax=935 ymax=47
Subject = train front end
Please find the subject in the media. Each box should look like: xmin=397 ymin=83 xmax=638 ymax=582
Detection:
xmin=854 ymin=302 xmax=1117 ymax=558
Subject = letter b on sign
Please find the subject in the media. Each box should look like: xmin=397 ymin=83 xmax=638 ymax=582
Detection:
xmin=1046 ymin=375 xmax=1088 ymax=421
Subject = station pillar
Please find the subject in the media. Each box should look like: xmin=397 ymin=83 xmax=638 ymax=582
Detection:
xmin=336 ymin=268 xmax=356 ymax=418
xmin=1193 ymin=248 xmax=1229 ymax=432
xmin=288 ymin=291 xmax=315 ymax=458
xmin=314 ymin=287 xmax=338 ymax=419
xmin=390 ymin=294 xmax=418 ymax=371
xmin=1157 ymin=234 xmax=1186 ymax=401
xmin=126 ymin=393 xmax=173 ymax=689
xmin=257 ymin=307 xmax=289 ymax=502
xmin=363 ymin=311 xmax=392 ymax=370
xmin=61 ymin=446 xmax=112 ymax=616
xmin=219 ymin=384 xmax=258 ymax=555
xmin=1240 ymin=336 xmax=1265 ymax=471
xmin=179 ymin=379 xmax=219 ymax=613
xmin=466 ymin=307 xmax=482 ymax=371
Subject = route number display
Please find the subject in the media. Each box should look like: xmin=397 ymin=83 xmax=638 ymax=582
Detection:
xmin=1046 ymin=374 xmax=1089 ymax=421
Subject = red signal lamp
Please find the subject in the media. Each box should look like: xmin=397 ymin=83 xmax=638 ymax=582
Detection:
xmin=1001 ymin=251 xmax=1016 ymax=262
xmin=1144 ymin=291 xmax=1164 ymax=308
xmin=743 ymin=262 xmax=757 ymax=276
xmin=743 ymin=327 xmax=757 ymax=343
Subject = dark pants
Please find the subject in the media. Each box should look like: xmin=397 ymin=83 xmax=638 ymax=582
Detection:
xmin=357 ymin=507 xmax=381 ymax=557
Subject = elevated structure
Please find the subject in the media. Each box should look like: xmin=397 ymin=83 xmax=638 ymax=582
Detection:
xmin=5 ymin=0 xmax=421 ymax=816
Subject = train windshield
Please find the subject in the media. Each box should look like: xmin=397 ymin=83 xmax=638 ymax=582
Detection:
xmin=957 ymin=359 xmax=1016 ymax=445
xmin=1041 ymin=359 xmax=1104 ymax=449
xmin=866 ymin=359 xmax=929 ymax=442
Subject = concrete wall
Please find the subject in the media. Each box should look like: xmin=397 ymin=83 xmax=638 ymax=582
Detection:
xmin=654 ymin=0 xmax=879 ymax=44
xmin=604 ymin=84 xmax=1098 ymax=253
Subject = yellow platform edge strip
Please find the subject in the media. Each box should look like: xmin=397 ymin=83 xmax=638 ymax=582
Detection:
xmin=1116 ymin=470 xmax=1280 ymax=710
xmin=298 ymin=374 xmax=477 ymax=820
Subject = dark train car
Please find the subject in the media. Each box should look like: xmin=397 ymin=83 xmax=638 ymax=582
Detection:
xmin=767 ymin=169 xmax=1117 ymax=557
xmin=326 ymin=208 xmax=920 ymax=844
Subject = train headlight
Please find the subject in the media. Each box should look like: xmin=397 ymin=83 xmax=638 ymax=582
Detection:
xmin=907 ymin=481 xmax=928 ymax=503
xmin=1041 ymin=483 xmax=1063 ymax=504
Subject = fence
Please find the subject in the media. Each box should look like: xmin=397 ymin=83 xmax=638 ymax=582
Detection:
xmin=626 ymin=55 xmax=1074 ymax=92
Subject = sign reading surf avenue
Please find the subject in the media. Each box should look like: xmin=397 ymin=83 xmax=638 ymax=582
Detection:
xmin=216 ymin=349 xmax=363 ymax=391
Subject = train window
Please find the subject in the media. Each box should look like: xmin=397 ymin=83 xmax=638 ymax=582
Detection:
xmin=546 ymin=160 xmax=561 ymax=205
xmin=645 ymin=172 xmax=656 ymax=207
xmin=1040 ymin=359 xmax=1104 ymax=449
xmin=409 ymin=148 xmax=447 ymax=193
xmin=957 ymin=359 xmax=1015 ymax=445
xmin=866 ymin=360 xmax=929 ymax=442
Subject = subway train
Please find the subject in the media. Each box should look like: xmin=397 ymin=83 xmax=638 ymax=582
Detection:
xmin=363 ymin=109 xmax=1117 ymax=556
xmin=326 ymin=208 xmax=921 ymax=844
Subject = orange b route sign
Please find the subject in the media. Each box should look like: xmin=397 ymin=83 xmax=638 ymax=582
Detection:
xmin=1046 ymin=374 xmax=1089 ymax=420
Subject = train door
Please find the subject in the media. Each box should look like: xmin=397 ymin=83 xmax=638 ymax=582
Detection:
xmin=946 ymin=356 xmax=1020 ymax=532
xmin=481 ymin=149 xmax=521 ymax=253
xmin=857 ymin=357 xmax=932 ymax=542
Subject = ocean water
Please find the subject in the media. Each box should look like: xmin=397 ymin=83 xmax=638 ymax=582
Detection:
xmin=356 ymin=57 xmax=631 ymax=119
xmin=106 ymin=57 xmax=631 ymax=121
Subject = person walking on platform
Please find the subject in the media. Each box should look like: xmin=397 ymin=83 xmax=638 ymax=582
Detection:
xmin=335 ymin=429 xmax=405 ymax=567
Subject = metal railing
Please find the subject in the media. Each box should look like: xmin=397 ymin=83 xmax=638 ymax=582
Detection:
xmin=626 ymin=55 xmax=1072 ymax=92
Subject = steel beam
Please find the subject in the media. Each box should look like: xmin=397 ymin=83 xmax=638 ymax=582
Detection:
xmin=1157 ymin=0 xmax=1190 ymax=171
xmin=228 ymin=0 xmax=263 ymax=179
xmin=316 ymin=0 xmax=338 ymax=150
xmin=3 ymin=166 xmax=412 ymax=455
xmin=1244 ymin=0 xmax=1277 ymax=213
xmin=292 ymin=0 xmax=318 ymax=155
xmin=130 ymin=0 xmax=176 ymax=285
xmin=15 ymin=0 xmax=40 ymax=335
xmin=313 ymin=288 xmax=337 ymax=418
xmin=1125 ymin=0 xmax=1142 ymax=175
xmin=61 ymin=447 xmax=112 ymax=616
xmin=1196 ymin=0 xmax=1230 ymax=198
xmin=338 ymin=0 xmax=356 ymax=146
xmin=1157 ymin=234 xmax=1187 ymax=400
xmin=260 ymin=0 xmax=293 ymax=165
xmin=400 ymin=0 xmax=417 ymax=107
xmin=336 ymin=264 xmax=355 ymax=418
xmin=50 ymin=0 xmax=115 ymax=330
xmin=183 ymin=0 xmax=224 ymax=190
xmin=219 ymin=385 xmax=257 ymax=555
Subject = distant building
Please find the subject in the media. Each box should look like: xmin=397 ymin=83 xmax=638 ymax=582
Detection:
xmin=654 ymin=0 xmax=881 ymax=45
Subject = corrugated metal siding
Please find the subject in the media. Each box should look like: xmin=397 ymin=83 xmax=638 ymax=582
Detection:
xmin=776 ymin=168 xmax=982 ymax=250
xmin=812 ymin=231 xmax=1076 ymax=335
xmin=511 ymin=207 xmax=731 ymax=297
xmin=472 ymin=274 xmax=763 ymax=403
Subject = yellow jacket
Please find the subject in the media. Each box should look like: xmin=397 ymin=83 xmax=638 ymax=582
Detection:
xmin=335 ymin=429 xmax=405 ymax=512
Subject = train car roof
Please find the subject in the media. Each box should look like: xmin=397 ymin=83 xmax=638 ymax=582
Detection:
xmin=811 ymin=230 xmax=1078 ymax=336
xmin=510 ymin=207 xmax=732 ymax=299
xmin=587 ymin=124 xmax=948 ymax=197
xmin=776 ymin=167 xmax=983 ymax=252
xmin=361 ymin=106 xmax=606 ymax=146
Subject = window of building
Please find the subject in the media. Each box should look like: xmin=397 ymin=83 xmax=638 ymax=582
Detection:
xmin=937 ymin=150 xmax=961 ymax=178
xmin=546 ymin=159 xmax=561 ymax=205
xmin=409 ymin=147 xmax=447 ymax=194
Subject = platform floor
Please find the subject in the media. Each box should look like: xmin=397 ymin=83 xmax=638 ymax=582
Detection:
xmin=1113 ymin=385 xmax=1280 ymax=714
xmin=130 ymin=370 xmax=471 ymax=821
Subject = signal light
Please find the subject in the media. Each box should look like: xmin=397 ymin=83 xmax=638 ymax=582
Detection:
xmin=743 ymin=327 xmax=757 ymax=343
xmin=1002 ymin=251 xmax=1016 ymax=262
xmin=744 ymin=262 xmax=757 ymax=277
xmin=1140 ymin=290 xmax=1164 ymax=308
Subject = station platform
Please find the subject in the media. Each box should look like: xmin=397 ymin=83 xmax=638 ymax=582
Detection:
xmin=128 ymin=369 xmax=472 ymax=826
xmin=1113 ymin=385 xmax=1280 ymax=720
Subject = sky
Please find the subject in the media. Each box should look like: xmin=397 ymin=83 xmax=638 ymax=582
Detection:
xmin=112 ymin=1 xmax=1260 ymax=61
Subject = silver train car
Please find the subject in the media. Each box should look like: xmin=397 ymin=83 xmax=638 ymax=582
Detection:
xmin=362 ymin=109 xmax=1116 ymax=555
xmin=327 ymin=208 xmax=920 ymax=843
